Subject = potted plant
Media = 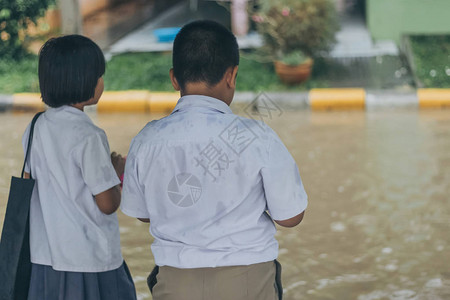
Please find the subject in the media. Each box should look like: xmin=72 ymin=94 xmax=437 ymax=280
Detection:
xmin=273 ymin=50 xmax=314 ymax=84
xmin=251 ymin=0 xmax=339 ymax=84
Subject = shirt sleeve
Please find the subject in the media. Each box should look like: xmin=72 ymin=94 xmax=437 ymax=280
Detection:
xmin=22 ymin=123 xmax=32 ymax=173
xmin=76 ymin=131 xmax=120 ymax=196
xmin=121 ymin=142 xmax=150 ymax=219
xmin=261 ymin=133 xmax=308 ymax=221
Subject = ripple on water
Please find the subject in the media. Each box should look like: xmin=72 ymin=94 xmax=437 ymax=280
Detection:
xmin=132 ymin=276 xmax=146 ymax=283
xmin=425 ymin=278 xmax=443 ymax=288
xmin=382 ymin=247 xmax=393 ymax=254
xmin=316 ymin=274 xmax=378 ymax=290
xmin=358 ymin=290 xmax=387 ymax=300
xmin=136 ymin=293 xmax=150 ymax=300
xmin=119 ymin=227 xmax=131 ymax=233
xmin=278 ymin=248 xmax=288 ymax=255
xmin=330 ymin=221 xmax=346 ymax=232
xmin=390 ymin=290 xmax=416 ymax=299
xmin=358 ymin=289 xmax=417 ymax=300
xmin=283 ymin=280 xmax=307 ymax=293
xmin=384 ymin=263 xmax=398 ymax=272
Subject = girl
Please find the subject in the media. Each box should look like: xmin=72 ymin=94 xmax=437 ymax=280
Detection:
xmin=22 ymin=35 xmax=136 ymax=300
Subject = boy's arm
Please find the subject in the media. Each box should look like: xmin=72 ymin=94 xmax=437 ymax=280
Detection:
xmin=262 ymin=133 xmax=308 ymax=227
xmin=274 ymin=211 xmax=305 ymax=228
xmin=121 ymin=147 xmax=151 ymax=221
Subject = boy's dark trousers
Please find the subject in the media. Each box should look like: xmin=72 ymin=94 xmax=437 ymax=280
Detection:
xmin=147 ymin=260 xmax=283 ymax=300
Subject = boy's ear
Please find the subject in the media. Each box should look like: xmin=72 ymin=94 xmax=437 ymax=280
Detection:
xmin=170 ymin=68 xmax=181 ymax=91
xmin=226 ymin=66 xmax=239 ymax=89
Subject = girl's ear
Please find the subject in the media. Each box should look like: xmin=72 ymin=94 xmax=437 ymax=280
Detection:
xmin=226 ymin=66 xmax=239 ymax=89
xmin=170 ymin=68 xmax=181 ymax=91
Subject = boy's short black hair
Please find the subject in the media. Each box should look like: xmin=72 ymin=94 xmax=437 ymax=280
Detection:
xmin=38 ymin=35 xmax=105 ymax=108
xmin=172 ymin=20 xmax=239 ymax=90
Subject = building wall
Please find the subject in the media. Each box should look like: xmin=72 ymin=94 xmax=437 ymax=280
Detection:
xmin=367 ymin=0 xmax=450 ymax=44
xmin=79 ymin=0 xmax=127 ymax=17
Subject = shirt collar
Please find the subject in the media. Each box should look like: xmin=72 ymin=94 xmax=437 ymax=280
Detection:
xmin=172 ymin=95 xmax=232 ymax=115
xmin=46 ymin=105 xmax=94 ymax=124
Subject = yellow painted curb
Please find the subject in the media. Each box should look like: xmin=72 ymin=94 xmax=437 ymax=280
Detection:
xmin=418 ymin=89 xmax=450 ymax=108
xmin=13 ymin=93 xmax=45 ymax=110
xmin=149 ymin=92 xmax=179 ymax=113
xmin=309 ymin=88 xmax=365 ymax=110
xmin=10 ymin=91 xmax=180 ymax=113
xmin=97 ymin=91 xmax=150 ymax=113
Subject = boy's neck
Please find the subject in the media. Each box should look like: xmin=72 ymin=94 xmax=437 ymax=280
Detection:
xmin=181 ymin=83 xmax=233 ymax=106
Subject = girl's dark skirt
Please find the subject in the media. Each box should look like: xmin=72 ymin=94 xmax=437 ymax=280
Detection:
xmin=27 ymin=262 xmax=137 ymax=300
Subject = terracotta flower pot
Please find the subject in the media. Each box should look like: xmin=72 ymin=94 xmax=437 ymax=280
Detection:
xmin=274 ymin=58 xmax=314 ymax=84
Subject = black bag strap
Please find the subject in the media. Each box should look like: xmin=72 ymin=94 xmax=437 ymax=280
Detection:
xmin=21 ymin=112 xmax=44 ymax=179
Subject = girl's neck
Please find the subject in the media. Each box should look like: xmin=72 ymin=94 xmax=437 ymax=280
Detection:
xmin=70 ymin=96 xmax=98 ymax=111
xmin=70 ymin=103 xmax=85 ymax=111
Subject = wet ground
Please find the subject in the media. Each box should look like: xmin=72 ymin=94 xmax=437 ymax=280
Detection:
xmin=1 ymin=109 xmax=449 ymax=300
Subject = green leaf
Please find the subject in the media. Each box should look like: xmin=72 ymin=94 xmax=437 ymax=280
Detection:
xmin=0 ymin=9 xmax=11 ymax=19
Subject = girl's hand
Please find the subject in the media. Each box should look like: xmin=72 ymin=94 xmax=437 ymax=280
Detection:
xmin=111 ymin=152 xmax=125 ymax=178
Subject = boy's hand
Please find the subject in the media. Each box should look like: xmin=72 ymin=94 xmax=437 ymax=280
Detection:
xmin=111 ymin=152 xmax=125 ymax=178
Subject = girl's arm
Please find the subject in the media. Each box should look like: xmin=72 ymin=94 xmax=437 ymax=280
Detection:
xmin=28 ymin=169 xmax=121 ymax=215
xmin=95 ymin=185 xmax=121 ymax=215
xmin=93 ymin=152 xmax=125 ymax=215
xmin=273 ymin=211 xmax=305 ymax=228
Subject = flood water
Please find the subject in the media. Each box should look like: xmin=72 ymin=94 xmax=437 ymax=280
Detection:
xmin=0 ymin=109 xmax=449 ymax=300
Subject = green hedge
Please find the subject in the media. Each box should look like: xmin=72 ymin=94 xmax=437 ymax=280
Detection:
xmin=0 ymin=55 xmax=39 ymax=94
xmin=104 ymin=52 xmax=327 ymax=92
xmin=0 ymin=51 xmax=329 ymax=94
xmin=409 ymin=35 xmax=450 ymax=88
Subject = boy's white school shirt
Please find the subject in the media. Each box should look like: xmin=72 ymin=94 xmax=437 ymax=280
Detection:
xmin=122 ymin=95 xmax=308 ymax=269
xmin=22 ymin=106 xmax=123 ymax=272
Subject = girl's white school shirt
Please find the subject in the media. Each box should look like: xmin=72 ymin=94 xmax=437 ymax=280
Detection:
xmin=22 ymin=105 xmax=123 ymax=272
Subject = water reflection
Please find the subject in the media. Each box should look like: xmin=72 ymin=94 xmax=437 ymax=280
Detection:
xmin=0 ymin=110 xmax=449 ymax=300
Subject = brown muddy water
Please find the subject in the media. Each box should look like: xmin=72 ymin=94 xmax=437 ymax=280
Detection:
xmin=0 ymin=109 xmax=449 ymax=300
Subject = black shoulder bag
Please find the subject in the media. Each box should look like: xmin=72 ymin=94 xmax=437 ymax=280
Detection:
xmin=0 ymin=112 xmax=43 ymax=300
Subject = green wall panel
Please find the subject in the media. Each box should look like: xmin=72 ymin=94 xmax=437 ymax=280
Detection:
xmin=367 ymin=0 xmax=450 ymax=44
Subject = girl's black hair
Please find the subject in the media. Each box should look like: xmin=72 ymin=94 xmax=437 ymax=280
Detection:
xmin=38 ymin=35 xmax=105 ymax=108
xmin=172 ymin=20 xmax=239 ymax=90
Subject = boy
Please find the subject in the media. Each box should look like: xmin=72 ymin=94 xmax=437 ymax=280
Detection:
xmin=122 ymin=20 xmax=307 ymax=300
